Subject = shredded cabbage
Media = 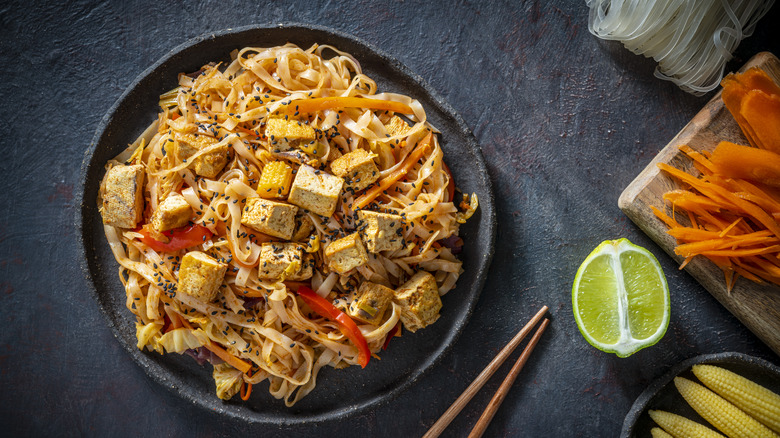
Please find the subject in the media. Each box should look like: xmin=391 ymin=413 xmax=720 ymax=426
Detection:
xmin=212 ymin=363 xmax=244 ymax=400
xmin=157 ymin=328 xmax=208 ymax=353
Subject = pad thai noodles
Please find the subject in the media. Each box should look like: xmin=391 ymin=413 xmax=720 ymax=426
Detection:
xmin=98 ymin=43 xmax=478 ymax=405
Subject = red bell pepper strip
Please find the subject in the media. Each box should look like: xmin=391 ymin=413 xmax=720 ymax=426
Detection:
xmin=296 ymin=286 xmax=370 ymax=368
xmin=382 ymin=322 xmax=400 ymax=350
xmin=137 ymin=223 xmax=212 ymax=252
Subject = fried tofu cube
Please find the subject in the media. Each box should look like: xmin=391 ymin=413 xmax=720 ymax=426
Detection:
xmin=101 ymin=164 xmax=145 ymax=228
xmin=178 ymin=251 xmax=227 ymax=302
xmin=175 ymin=133 xmax=229 ymax=178
xmin=324 ymin=232 xmax=368 ymax=274
xmin=357 ymin=210 xmax=404 ymax=253
xmin=394 ymin=271 xmax=442 ymax=332
xmin=241 ymin=197 xmax=298 ymax=240
xmin=348 ymin=281 xmax=394 ymax=325
xmin=257 ymin=242 xmax=313 ymax=281
xmin=150 ymin=192 xmax=192 ymax=232
xmin=290 ymin=213 xmax=315 ymax=242
xmin=330 ymin=149 xmax=380 ymax=191
xmin=386 ymin=115 xmax=410 ymax=137
xmin=288 ymin=165 xmax=343 ymax=217
xmin=265 ymin=117 xmax=316 ymax=152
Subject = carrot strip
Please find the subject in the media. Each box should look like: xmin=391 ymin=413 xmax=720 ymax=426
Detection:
xmin=732 ymin=67 xmax=780 ymax=97
xmin=651 ymin=206 xmax=681 ymax=228
xmin=281 ymin=97 xmax=413 ymax=115
xmin=727 ymin=269 xmax=738 ymax=293
xmin=679 ymin=145 xmax=717 ymax=174
xmin=730 ymin=179 xmax=780 ymax=214
xmin=687 ymin=245 xmax=780 ymax=258
xmin=719 ymin=217 xmax=742 ymax=237
xmin=353 ymin=133 xmax=432 ymax=210
xmin=236 ymin=127 xmax=262 ymax=138
xmin=710 ymin=141 xmax=780 ymax=187
xmin=660 ymin=162 xmax=780 ymax=236
xmin=731 ymin=263 xmax=763 ymax=283
xmin=663 ymin=190 xmax=722 ymax=211
xmin=656 ymin=127 xmax=780 ymax=288
xmin=240 ymin=368 xmax=254 ymax=401
xmin=687 ymin=210 xmax=699 ymax=230
xmin=675 ymin=237 xmax=779 ymax=257
xmin=721 ymin=69 xmax=763 ymax=148
xmin=667 ymin=227 xmax=723 ymax=240
xmin=741 ymin=90 xmax=780 ymax=154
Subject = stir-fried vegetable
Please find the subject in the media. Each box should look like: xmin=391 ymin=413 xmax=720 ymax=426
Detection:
xmin=296 ymin=286 xmax=371 ymax=368
xmin=177 ymin=316 xmax=252 ymax=374
xmin=354 ymin=133 xmax=431 ymax=209
xmin=137 ymin=223 xmax=212 ymax=252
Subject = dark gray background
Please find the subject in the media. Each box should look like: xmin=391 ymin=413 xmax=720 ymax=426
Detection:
xmin=1 ymin=1 xmax=779 ymax=437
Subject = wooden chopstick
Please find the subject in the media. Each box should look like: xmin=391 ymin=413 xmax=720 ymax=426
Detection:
xmin=467 ymin=318 xmax=550 ymax=438
xmin=422 ymin=305 xmax=549 ymax=438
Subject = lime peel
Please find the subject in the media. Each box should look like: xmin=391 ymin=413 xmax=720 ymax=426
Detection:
xmin=572 ymin=238 xmax=670 ymax=358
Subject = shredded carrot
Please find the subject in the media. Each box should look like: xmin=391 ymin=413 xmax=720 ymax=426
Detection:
xmin=240 ymin=368 xmax=254 ymax=401
xmin=679 ymin=145 xmax=717 ymax=174
xmin=656 ymin=134 xmax=780 ymax=289
xmin=236 ymin=126 xmax=262 ymax=138
xmin=178 ymin=316 xmax=252 ymax=374
xmin=679 ymin=256 xmax=693 ymax=270
xmin=651 ymin=206 xmax=680 ymax=228
xmin=280 ymin=96 xmax=413 ymax=115
xmin=719 ymin=217 xmax=742 ymax=237
xmin=353 ymin=133 xmax=432 ymax=210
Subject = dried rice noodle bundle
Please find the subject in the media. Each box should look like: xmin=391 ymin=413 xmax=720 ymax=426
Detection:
xmin=586 ymin=0 xmax=774 ymax=95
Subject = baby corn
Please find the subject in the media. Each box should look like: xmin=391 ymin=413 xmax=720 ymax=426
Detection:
xmin=648 ymin=410 xmax=725 ymax=438
xmin=674 ymin=377 xmax=778 ymax=438
xmin=651 ymin=427 xmax=674 ymax=438
xmin=256 ymin=161 xmax=292 ymax=198
xmin=693 ymin=364 xmax=780 ymax=433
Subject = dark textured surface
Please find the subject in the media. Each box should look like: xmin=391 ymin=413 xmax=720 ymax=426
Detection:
xmin=1 ymin=1 xmax=779 ymax=437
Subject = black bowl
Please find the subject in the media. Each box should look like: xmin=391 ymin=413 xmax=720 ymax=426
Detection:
xmin=76 ymin=23 xmax=495 ymax=425
xmin=622 ymin=352 xmax=780 ymax=437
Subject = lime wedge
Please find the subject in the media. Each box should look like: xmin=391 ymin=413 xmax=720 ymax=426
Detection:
xmin=572 ymin=238 xmax=670 ymax=357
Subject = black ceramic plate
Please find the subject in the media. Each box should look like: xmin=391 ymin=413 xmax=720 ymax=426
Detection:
xmin=622 ymin=352 xmax=780 ymax=437
xmin=77 ymin=24 xmax=495 ymax=425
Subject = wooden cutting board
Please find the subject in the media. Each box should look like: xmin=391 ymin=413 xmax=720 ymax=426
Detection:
xmin=619 ymin=52 xmax=780 ymax=357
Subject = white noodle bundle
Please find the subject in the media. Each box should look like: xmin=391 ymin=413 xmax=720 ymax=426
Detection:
xmin=586 ymin=0 xmax=774 ymax=95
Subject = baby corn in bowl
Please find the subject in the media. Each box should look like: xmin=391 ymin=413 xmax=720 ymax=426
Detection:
xmin=622 ymin=353 xmax=780 ymax=437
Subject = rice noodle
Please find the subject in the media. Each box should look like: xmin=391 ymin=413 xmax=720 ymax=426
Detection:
xmin=99 ymin=43 xmax=478 ymax=406
xmin=586 ymin=0 xmax=774 ymax=95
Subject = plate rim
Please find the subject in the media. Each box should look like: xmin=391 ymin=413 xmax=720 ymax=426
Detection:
xmin=75 ymin=22 xmax=496 ymax=425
